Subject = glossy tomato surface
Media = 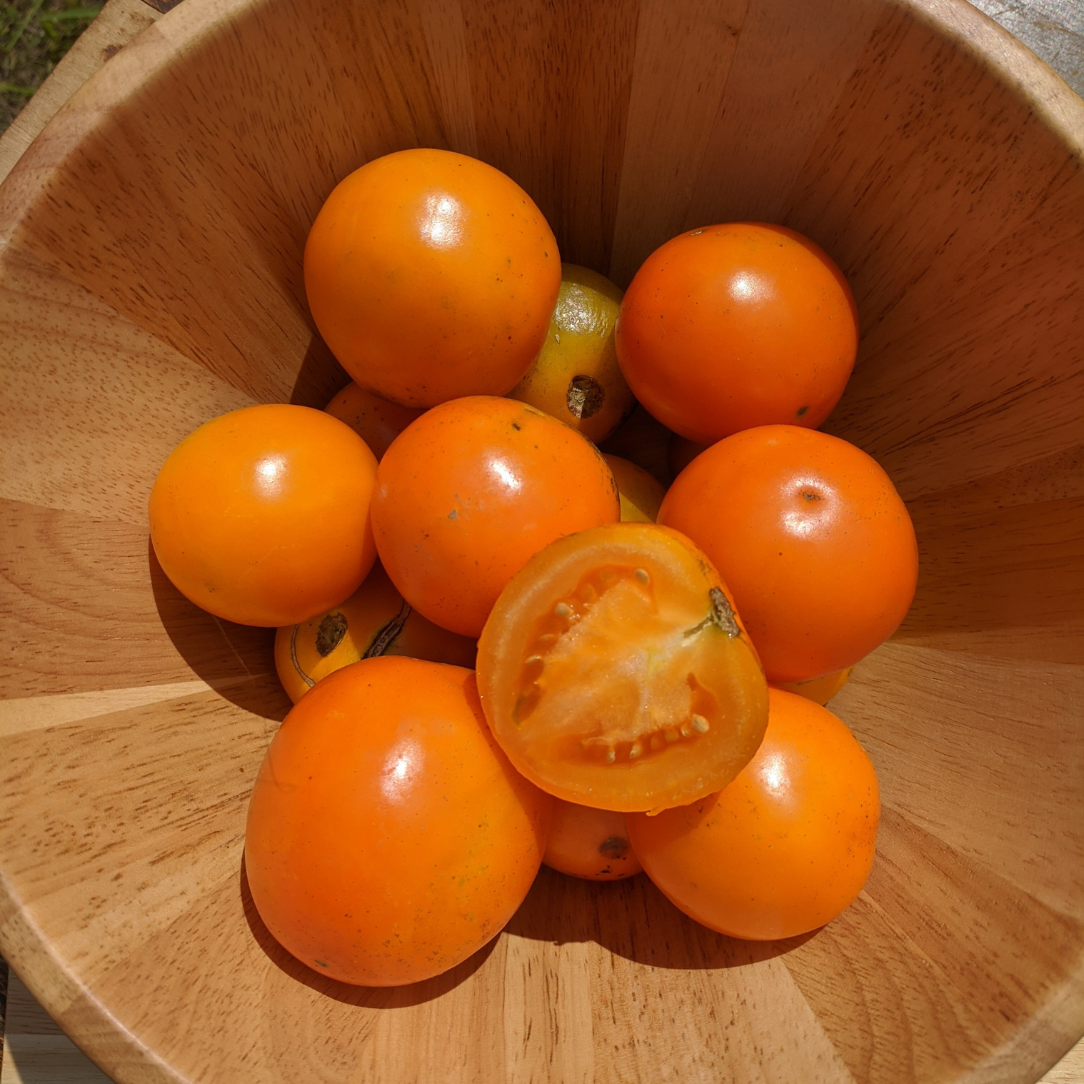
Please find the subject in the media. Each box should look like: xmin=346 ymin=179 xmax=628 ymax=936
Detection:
xmin=274 ymin=562 xmax=476 ymax=703
xmin=543 ymin=799 xmax=642 ymax=881
xmin=304 ymin=148 xmax=560 ymax=408
xmin=148 ymin=404 xmax=377 ymax=627
xmin=615 ymin=223 xmax=858 ymax=444
xmin=627 ymin=687 xmax=880 ymax=941
xmin=507 ymin=263 xmax=633 ymax=443
xmin=659 ymin=425 xmax=918 ymax=684
xmin=245 ymin=657 xmax=552 ymax=986
xmin=371 ymin=396 xmax=620 ymax=638
xmin=477 ymin=523 xmax=768 ymax=813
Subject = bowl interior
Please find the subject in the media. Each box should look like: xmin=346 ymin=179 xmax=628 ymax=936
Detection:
xmin=0 ymin=0 xmax=1081 ymax=1081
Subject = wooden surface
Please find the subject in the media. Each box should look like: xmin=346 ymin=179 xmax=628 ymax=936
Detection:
xmin=0 ymin=0 xmax=1081 ymax=1082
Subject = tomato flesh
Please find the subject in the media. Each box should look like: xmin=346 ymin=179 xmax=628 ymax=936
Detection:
xmin=477 ymin=523 xmax=768 ymax=813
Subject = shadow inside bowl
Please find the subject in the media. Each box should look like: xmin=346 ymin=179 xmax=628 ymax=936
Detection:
xmin=239 ymin=853 xmax=497 ymax=1007
xmin=506 ymin=864 xmax=816 ymax=969
xmin=148 ymin=540 xmax=290 ymax=721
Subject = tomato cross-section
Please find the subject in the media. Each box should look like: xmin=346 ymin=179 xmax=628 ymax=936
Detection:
xmin=476 ymin=523 xmax=768 ymax=813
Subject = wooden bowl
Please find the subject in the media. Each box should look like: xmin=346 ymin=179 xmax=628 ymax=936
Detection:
xmin=1 ymin=0 xmax=1081 ymax=1080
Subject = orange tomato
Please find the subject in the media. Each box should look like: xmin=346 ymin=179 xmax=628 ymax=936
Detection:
xmin=603 ymin=453 xmax=665 ymax=523
xmin=274 ymin=563 xmax=476 ymax=703
xmin=615 ymin=223 xmax=858 ymax=444
xmin=245 ymin=657 xmax=552 ymax=986
xmin=544 ymin=799 xmax=642 ymax=881
xmin=476 ymin=522 xmax=768 ymax=813
xmin=148 ymin=404 xmax=377 ymax=627
xmin=507 ymin=264 xmax=633 ymax=442
xmin=304 ymin=148 xmax=560 ymax=408
xmin=371 ymin=396 xmax=620 ymax=638
xmin=627 ymin=687 xmax=880 ymax=940
xmin=659 ymin=425 xmax=918 ymax=684
xmin=324 ymin=382 xmax=424 ymax=460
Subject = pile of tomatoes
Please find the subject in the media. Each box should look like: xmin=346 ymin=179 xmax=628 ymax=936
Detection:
xmin=148 ymin=148 xmax=918 ymax=988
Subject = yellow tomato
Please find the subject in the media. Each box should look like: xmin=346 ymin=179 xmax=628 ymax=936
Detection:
xmin=507 ymin=264 xmax=633 ymax=442
xmin=274 ymin=563 xmax=476 ymax=702
xmin=777 ymin=666 xmax=855 ymax=705
xmin=603 ymin=453 xmax=665 ymax=522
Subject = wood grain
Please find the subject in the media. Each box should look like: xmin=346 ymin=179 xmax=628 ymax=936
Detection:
xmin=0 ymin=0 xmax=1082 ymax=1082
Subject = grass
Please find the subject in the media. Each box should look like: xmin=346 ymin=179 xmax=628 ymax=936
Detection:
xmin=1 ymin=0 xmax=102 ymax=132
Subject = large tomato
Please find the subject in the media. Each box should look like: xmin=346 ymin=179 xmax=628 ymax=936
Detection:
xmin=476 ymin=523 xmax=768 ymax=813
xmin=245 ymin=656 xmax=552 ymax=986
xmin=615 ymin=223 xmax=857 ymax=444
xmin=659 ymin=425 xmax=918 ymax=683
xmin=148 ymin=404 xmax=377 ymax=627
xmin=370 ymin=396 xmax=620 ymax=638
xmin=627 ymin=687 xmax=880 ymax=940
xmin=304 ymin=148 xmax=560 ymax=408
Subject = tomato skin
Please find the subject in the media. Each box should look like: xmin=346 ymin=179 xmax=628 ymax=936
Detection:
xmin=304 ymin=148 xmax=560 ymax=408
xmin=148 ymin=404 xmax=377 ymax=627
xmin=245 ymin=657 xmax=552 ymax=986
xmin=274 ymin=562 xmax=476 ymax=703
xmin=543 ymin=799 xmax=642 ymax=881
xmin=658 ymin=425 xmax=918 ymax=684
xmin=602 ymin=454 xmax=665 ymax=523
xmin=627 ymin=687 xmax=880 ymax=940
xmin=325 ymin=382 xmax=424 ymax=460
xmin=371 ymin=396 xmax=620 ymax=638
xmin=615 ymin=223 xmax=857 ymax=444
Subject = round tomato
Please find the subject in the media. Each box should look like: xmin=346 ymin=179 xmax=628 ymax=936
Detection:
xmin=615 ymin=223 xmax=858 ymax=444
xmin=245 ymin=656 xmax=552 ymax=986
xmin=325 ymin=382 xmax=424 ymax=460
xmin=627 ymin=687 xmax=880 ymax=940
xmin=543 ymin=799 xmax=642 ymax=881
xmin=507 ymin=263 xmax=633 ymax=442
xmin=274 ymin=562 xmax=476 ymax=703
xmin=148 ymin=404 xmax=377 ymax=627
xmin=603 ymin=454 xmax=665 ymax=523
xmin=476 ymin=522 xmax=768 ymax=813
xmin=659 ymin=425 xmax=918 ymax=684
xmin=304 ymin=148 xmax=560 ymax=408
xmin=370 ymin=396 xmax=620 ymax=638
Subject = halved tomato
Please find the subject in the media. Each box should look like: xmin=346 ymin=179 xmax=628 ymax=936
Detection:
xmin=476 ymin=523 xmax=768 ymax=813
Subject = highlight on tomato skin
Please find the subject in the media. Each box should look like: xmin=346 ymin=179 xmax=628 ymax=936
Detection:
xmin=476 ymin=522 xmax=769 ymax=814
xmin=543 ymin=799 xmax=643 ymax=881
xmin=626 ymin=687 xmax=880 ymax=941
xmin=245 ymin=656 xmax=553 ymax=987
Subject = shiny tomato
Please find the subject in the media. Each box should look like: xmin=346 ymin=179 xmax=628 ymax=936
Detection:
xmin=324 ymin=382 xmax=424 ymax=460
xmin=507 ymin=263 xmax=633 ymax=443
xmin=659 ymin=425 xmax=918 ymax=684
xmin=304 ymin=148 xmax=560 ymax=408
xmin=245 ymin=657 xmax=552 ymax=986
xmin=371 ymin=396 xmax=620 ymax=638
xmin=544 ymin=799 xmax=642 ymax=881
xmin=627 ymin=687 xmax=880 ymax=940
xmin=477 ymin=523 xmax=768 ymax=813
xmin=615 ymin=223 xmax=858 ymax=444
xmin=274 ymin=562 xmax=476 ymax=703
xmin=148 ymin=404 xmax=377 ymax=627
xmin=602 ymin=454 xmax=665 ymax=523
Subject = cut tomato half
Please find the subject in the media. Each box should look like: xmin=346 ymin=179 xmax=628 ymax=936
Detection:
xmin=476 ymin=523 xmax=768 ymax=812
